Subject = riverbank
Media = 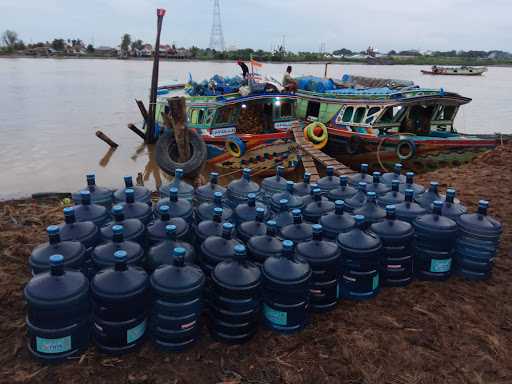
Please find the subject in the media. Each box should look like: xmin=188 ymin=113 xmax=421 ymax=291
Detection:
xmin=1 ymin=144 xmax=511 ymax=383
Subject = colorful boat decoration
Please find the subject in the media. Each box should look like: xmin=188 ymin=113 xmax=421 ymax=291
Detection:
xmin=295 ymin=74 xmax=499 ymax=173
xmin=154 ymin=79 xmax=299 ymax=177
xmin=421 ymin=65 xmax=487 ymax=76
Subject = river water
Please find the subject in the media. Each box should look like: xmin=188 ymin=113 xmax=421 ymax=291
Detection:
xmin=1 ymin=58 xmax=511 ymax=199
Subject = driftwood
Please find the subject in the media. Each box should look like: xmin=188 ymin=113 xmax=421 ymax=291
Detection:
xmin=95 ymin=130 xmax=118 ymax=149
xmin=127 ymin=123 xmax=146 ymax=140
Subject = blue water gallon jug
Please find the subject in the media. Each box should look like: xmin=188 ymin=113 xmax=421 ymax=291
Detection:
xmin=234 ymin=192 xmax=269 ymax=224
xmin=337 ymin=215 xmax=382 ymax=300
xmin=262 ymin=165 xmax=288 ymax=200
xmin=378 ymin=180 xmax=405 ymax=208
xmin=119 ymin=189 xmax=153 ymax=225
xmin=73 ymin=190 xmax=110 ymax=227
xmin=294 ymin=172 xmax=312 ymax=197
xmin=200 ymin=223 xmax=242 ymax=277
xmin=30 ymin=225 xmax=86 ymax=274
xmin=196 ymin=191 xmax=234 ymax=224
xmin=147 ymin=205 xmax=189 ymax=246
xmin=366 ymin=172 xmax=391 ymax=196
xmin=296 ymin=225 xmax=340 ymax=312
xmin=439 ymin=188 xmax=467 ymax=220
xmin=226 ymin=168 xmax=262 ymax=208
xmin=237 ymin=208 xmax=267 ymax=243
xmin=415 ymin=181 xmax=442 ymax=209
xmin=114 ymin=176 xmax=152 ymax=206
xmin=273 ymin=199 xmax=294 ymax=230
xmin=101 ymin=205 xmax=145 ymax=247
xmin=155 ymin=187 xmax=194 ymax=224
xmin=194 ymin=207 xmax=226 ymax=245
xmin=344 ymin=182 xmax=368 ymax=212
xmin=381 ymin=163 xmax=406 ymax=185
xmin=303 ymin=188 xmax=335 ymax=223
xmin=395 ymin=189 xmax=427 ymax=224
xmin=58 ymin=207 xmax=99 ymax=258
xmin=91 ymin=250 xmax=149 ymax=354
xmin=319 ymin=200 xmax=356 ymax=240
xmin=92 ymin=225 xmax=144 ymax=271
xmin=194 ymin=172 xmax=226 ymax=205
xmin=210 ymin=245 xmax=261 ymax=343
xmin=159 ymin=168 xmax=194 ymax=201
xmin=303 ymin=183 xmax=327 ymax=206
xmin=147 ymin=224 xmax=196 ymax=271
xmin=25 ymin=255 xmax=90 ymax=362
xmin=150 ymin=248 xmax=205 ymax=351
xmin=262 ymin=240 xmax=312 ymax=333
xmin=455 ymin=200 xmax=502 ymax=280
xmin=317 ymin=166 xmax=339 ymax=193
xmin=349 ymin=163 xmax=370 ymax=186
xmin=247 ymin=220 xmax=283 ymax=265
xmin=354 ymin=191 xmax=386 ymax=225
xmin=371 ymin=205 xmax=415 ymax=287
xmin=72 ymin=173 xmax=113 ymax=208
xmin=413 ymin=201 xmax=458 ymax=281
xmin=398 ymin=172 xmax=425 ymax=196
xmin=327 ymin=175 xmax=358 ymax=202
xmin=270 ymin=181 xmax=304 ymax=213
xmin=280 ymin=209 xmax=313 ymax=243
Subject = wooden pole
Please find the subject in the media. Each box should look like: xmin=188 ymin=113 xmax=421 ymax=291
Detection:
xmin=167 ymin=97 xmax=190 ymax=162
xmin=146 ymin=8 xmax=166 ymax=144
xmin=96 ymin=130 xmax=119 ymax=148
xmin=127 ymin=123 xmax=146 ymax=140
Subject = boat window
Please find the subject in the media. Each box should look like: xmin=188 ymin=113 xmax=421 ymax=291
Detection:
xmin=365 ymin=107 xmax=381 ymax=124
xmin=392 ymin=106 xmax=406 ymax=122
xmin=190 ymin=109 xmax=205 ymax=125
xmin=279 ymin=101 xmax=294 ymax=118
xmin=437 ymin=105 xmax=456 ymax=121
xmin=306 ymin=101 xmax=320 ymax=119
xmin=215 ymin=105 xmax=237 ymax=125
xmin=378 ymin=107 xmax=394 ymax=123
xmin=342 ymin=106 xmax=354 ymax=122
xmin=353 ymin=107 xmax=366 ymax=123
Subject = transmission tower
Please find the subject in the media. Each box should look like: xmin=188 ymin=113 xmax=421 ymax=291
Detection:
xmin=209 ymin=0 xmax=225 ymax=51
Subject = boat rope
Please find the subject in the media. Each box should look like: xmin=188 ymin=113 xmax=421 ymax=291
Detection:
xmin=376 ymin=137 xmax=389 ymax=173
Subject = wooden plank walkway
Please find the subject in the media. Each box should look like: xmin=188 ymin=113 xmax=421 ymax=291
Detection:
xmin=291 ymin=122 xmax=356 ymax=178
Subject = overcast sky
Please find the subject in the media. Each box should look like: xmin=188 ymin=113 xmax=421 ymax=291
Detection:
xmin=1 ymin=0 xmax=511 ymax=52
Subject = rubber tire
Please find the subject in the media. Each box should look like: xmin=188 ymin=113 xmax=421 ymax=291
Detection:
xmin=345 ymin=134 xmax=361 ymax=154
xmin=155 ymin=128 xmax=207 ymax=176
xmin=225 ymin=135 xmax=246 ymax=158
xmin=396 ymin=139 xmax=416 ymax=161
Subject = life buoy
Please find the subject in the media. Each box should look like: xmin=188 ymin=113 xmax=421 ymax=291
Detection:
xmin=305 ymin=122 xmax=328 ymax=144
xmin=225 ymin=135 xmax=246 ymax=158
xmin=396 ymin=139 xmax=416 ymax=161
xmin=345 ymin=134 xmax=362 ymax=154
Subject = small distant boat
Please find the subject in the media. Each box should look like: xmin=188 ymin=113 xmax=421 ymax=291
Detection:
xmin=421 ymin=65 xmax=487 ymax=76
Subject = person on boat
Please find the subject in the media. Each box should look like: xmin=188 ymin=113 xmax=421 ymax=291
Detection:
xmin=237 ymin=59 xmax=250 ymax=80
xmin=282 ymin=65 xmax=298 ymax=93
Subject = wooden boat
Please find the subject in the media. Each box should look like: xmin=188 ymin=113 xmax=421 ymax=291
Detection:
xmin=154 ymin=87 xmax=300 ymax=177
xmin=295 ymin=75 xmax=499 ymax=173
xmin=421 ymin=65 xmax=487 ymax=76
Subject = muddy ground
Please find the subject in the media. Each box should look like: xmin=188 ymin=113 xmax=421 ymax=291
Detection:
xmin=1 ymin=145 xmax=511 ymax=384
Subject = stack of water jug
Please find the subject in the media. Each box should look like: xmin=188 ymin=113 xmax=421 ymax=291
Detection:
xmin=25 ymin=164 xmax=503 ymax=362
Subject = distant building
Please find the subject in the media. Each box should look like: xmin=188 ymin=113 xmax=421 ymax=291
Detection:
xmin=95 ymin=46 xmax=118 ymax=56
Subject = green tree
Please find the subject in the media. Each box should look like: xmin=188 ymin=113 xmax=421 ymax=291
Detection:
xmin=86 ymin=44 xmax=95 ymax=53
xmin=2 ymin=30 xmax=18 ymax=48
xmin=130 ymin=39 xmax=143 ymax=51
xmin=120 ymin=33 xmax=131 ymax=53
xmin=52 ymin=38 xmax=65 ymax=51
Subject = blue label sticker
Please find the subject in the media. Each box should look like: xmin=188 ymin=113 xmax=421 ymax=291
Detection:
xmin=36 ymin=336 xmax=71 ymax=354
xmin=430 ymin=258 xmax=452 ymax=273
xmin=127 ymin=319 xmax=146 ymax=344
xmin=372 ymin=274 xmax=379 ymax=290
xmin=263 ymin=304 xmax=287 ymax=326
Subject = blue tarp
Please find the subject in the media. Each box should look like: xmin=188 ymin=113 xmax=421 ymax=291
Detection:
xmin=186 ymin=75 xmax=244 ymax=96
xmin=296 ymin=76 xmax=336 ymax=93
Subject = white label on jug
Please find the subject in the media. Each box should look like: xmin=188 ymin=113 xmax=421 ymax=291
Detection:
xmin=36 ymin=336 xmax=72 ymax=354
xmin=430 ymin=258 xmax=452 ymax=273
xmin=127 ymin=319 xmax=146 ymax=344
xmin=263 ymin=304 xmax=287 ymax=326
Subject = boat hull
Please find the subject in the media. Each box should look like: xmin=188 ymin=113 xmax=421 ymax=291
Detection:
xmin=323 ymin=128 xmax=497 ymax=173
xmin=421 ymin=70 xmax=486 ymax=76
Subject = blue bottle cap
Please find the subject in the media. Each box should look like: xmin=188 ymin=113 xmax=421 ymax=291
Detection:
xmin=367 ymin=191 xmax=377 ymax=199
xmin=358 ymin=182 xmax=367 ymax=190
xmin=430 ymin=181 xmax=439 ymax=189
xmin=394 ymin=163 xmax=402 ymax=172
xmin=243 ymin=168 xmax=252 ymax=179
xmin=175 ymin=168 xmax=183 ymax=178
xmin=326 ymin=166 xmax=334 ymax=176
xmin=234 ymin=244 xmax=246 ymax=256
xmin=433 ymin=200 xmax=443 ymax=213
xmin=159 ymin=205 xmax=170 ymax=214
xmin=173 ymin=247 xmax=186 ymax=257
xmin=214 ymin=191 xmax=223 ymax=198
xmin=223 ymin=222 xmax=234 ymax=231
xmin=277 ymin=165 xmax=284 ymax=175
xmin=312 ymin=224 xmax=322 ymax=233
xmin=304 ymin=172 xmax=311 ymax=182
xmin=267 ymin=220 xmax=277 ymax=228
xmin=165 ymin=224 xmax=177 ymax=234
xmin=282 ymin=239 xmax=294 ymax=250
xmin=49 ymin=254 xmax=64 ymax=265
xmin=63 ymin=207 xmax=74 ymax=216
xmin=292 ymin=209 xmax=301 ymax=217
xmin=404 ymin=189 xmax=414 ymax=199
xmin=169 ymin=187 xmax=178 ymax=200
xmin=479 ymin=200 xmax=489 ymax=209
xmin=361 ymin=163 xmax=368 ymax=171
xmin=125 ymin=188 xmax=135 ymax=197
xmin=172 ymin=247 xmax=186 ymax=266
xmin=47 ymin=225 xmax=59 ymax=235
xmin=210 ymin=172 xmax=219 ymax=183
xmin=248 ymin=192 xmax=256 ymax=200
xmin=213 ymin=207 xmax=223 ymax=215
xmin=112 ymin=205 xmax=124 ymax=215
xmin=313 ymin=188 xmax=321 ymax=195
xmin=391 ymin=180 xmax=400 ymax=190
xmin=86 ymin=173 xmax=96 ymax=182
xmin=286 ymin=180 xmax=294 ymax=192
xmin=386 ymin=205 xmax=396 ymax=213
xmin=80 ymin=190 xmax=91 ymax=202
xmin=354 ymin=214 xmax=365 ymax=226
xmin=114 ymin=250 xmax=128 ymax=262
xmin=340 ymin=175 xmax=348 ymax=185
xmin=256 ymin=207 xmax=265 ymax=214
xmin=124 ymin=175 xmax=132 ymax=182
xmin=112 ymin=224 xmax=123 ymax=234
xmin=335 ymin=200 xmax=345 ymax=208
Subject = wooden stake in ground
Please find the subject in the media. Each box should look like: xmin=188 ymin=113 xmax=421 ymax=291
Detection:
xmin=167 ymin=97 xmax=190 ymax=162
xmin=95 ymin=130 xmax=119 ymax=149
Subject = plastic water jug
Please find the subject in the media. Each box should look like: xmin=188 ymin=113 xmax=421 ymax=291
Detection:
xmin=303 ymin=188 xmax=335 ymax=223
xmin=25 ymin=254 xmax=90 ymax=362
xmin=194 ymin=172 xmax=226 ymax=205
xmin=247 ymin=220 xmax=283 ymax=265
xmin=73 ymin=190 xmax=110 ymax=227
xmin=234 ymin=193 xmax=269 ymax=224
xmin=150 ymin=248 xmax=205 ymax=351
xmin=159 ymin=168 xmax=194 ymax=201
xmin=262 ymin=240 xmax=312 ymax=333
xmin=354 ymin=191 xmax=386 ymax=225
xmin=119 ymin=189 xmax=153 ymax=225
xmin=273 ymin=199 xmax=294 ymax=230
xmin=366 ymin=172 xmax=391 ymax=196
xmin=237 ymin=208 xmax=267 ymax=243
xmin=439 ymin=188 xmax=467 ymax=220
xmin=327 ymin=175 xmax=358 ymax=202
xmin=377 ymin=180 xmax=405 ymax=208
xmin=270 ymin=181 xmax=304 ymax=212
xmin=195 ymin=191 xmax=234 ymax=224
xmin=101 ymin=205 xmax=145 ymax=247
xmin=296 ymin=224 xmax=341 ymax=312
xmin=294 ymin=172 xmax=312 ymax=197
xmin=147 ymin=205 xmax=190 ymax=246
xmin=317 ymin=166 xmax=339 ymax=193
xmin=398 ymin=172 xmax=425 ymax=196
xmin=72 ymin=173 xmax=113 ymax=208
xmin=226 ymin=168 xmax=262 ymax=208
xmin=155 ymin=187 xmax=194 ymax=224
xmin=349 ymin=163 xmax=371 ymax=186
xmin=319 ymin=200 xmax=356 ymax=240
xmin=395 ymin=189 xmax=427 ymax=224
xmin=415 ymin=181 xmax=442 ymax=209
xmin=147 ymin=225 xmax=196 ymax=271
xmin=200 ymin=223 xmax=242 ymax=277
xmin=194 ymin=207 xmax=226 ymax=245
xmin=261 ymin=165 xmax=288 ymax=200
xmin=280 ymin=209 xmax=313 ymax=243
xmin=381 ymin=163 xmax=406 ymax=185
xmin=344 ymin=182 xmax=368 ymax=212
xmin=58 ymin=207 xmax=99 ymax=258
xmin=114 ymin=176 xmax=151 ymax=206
